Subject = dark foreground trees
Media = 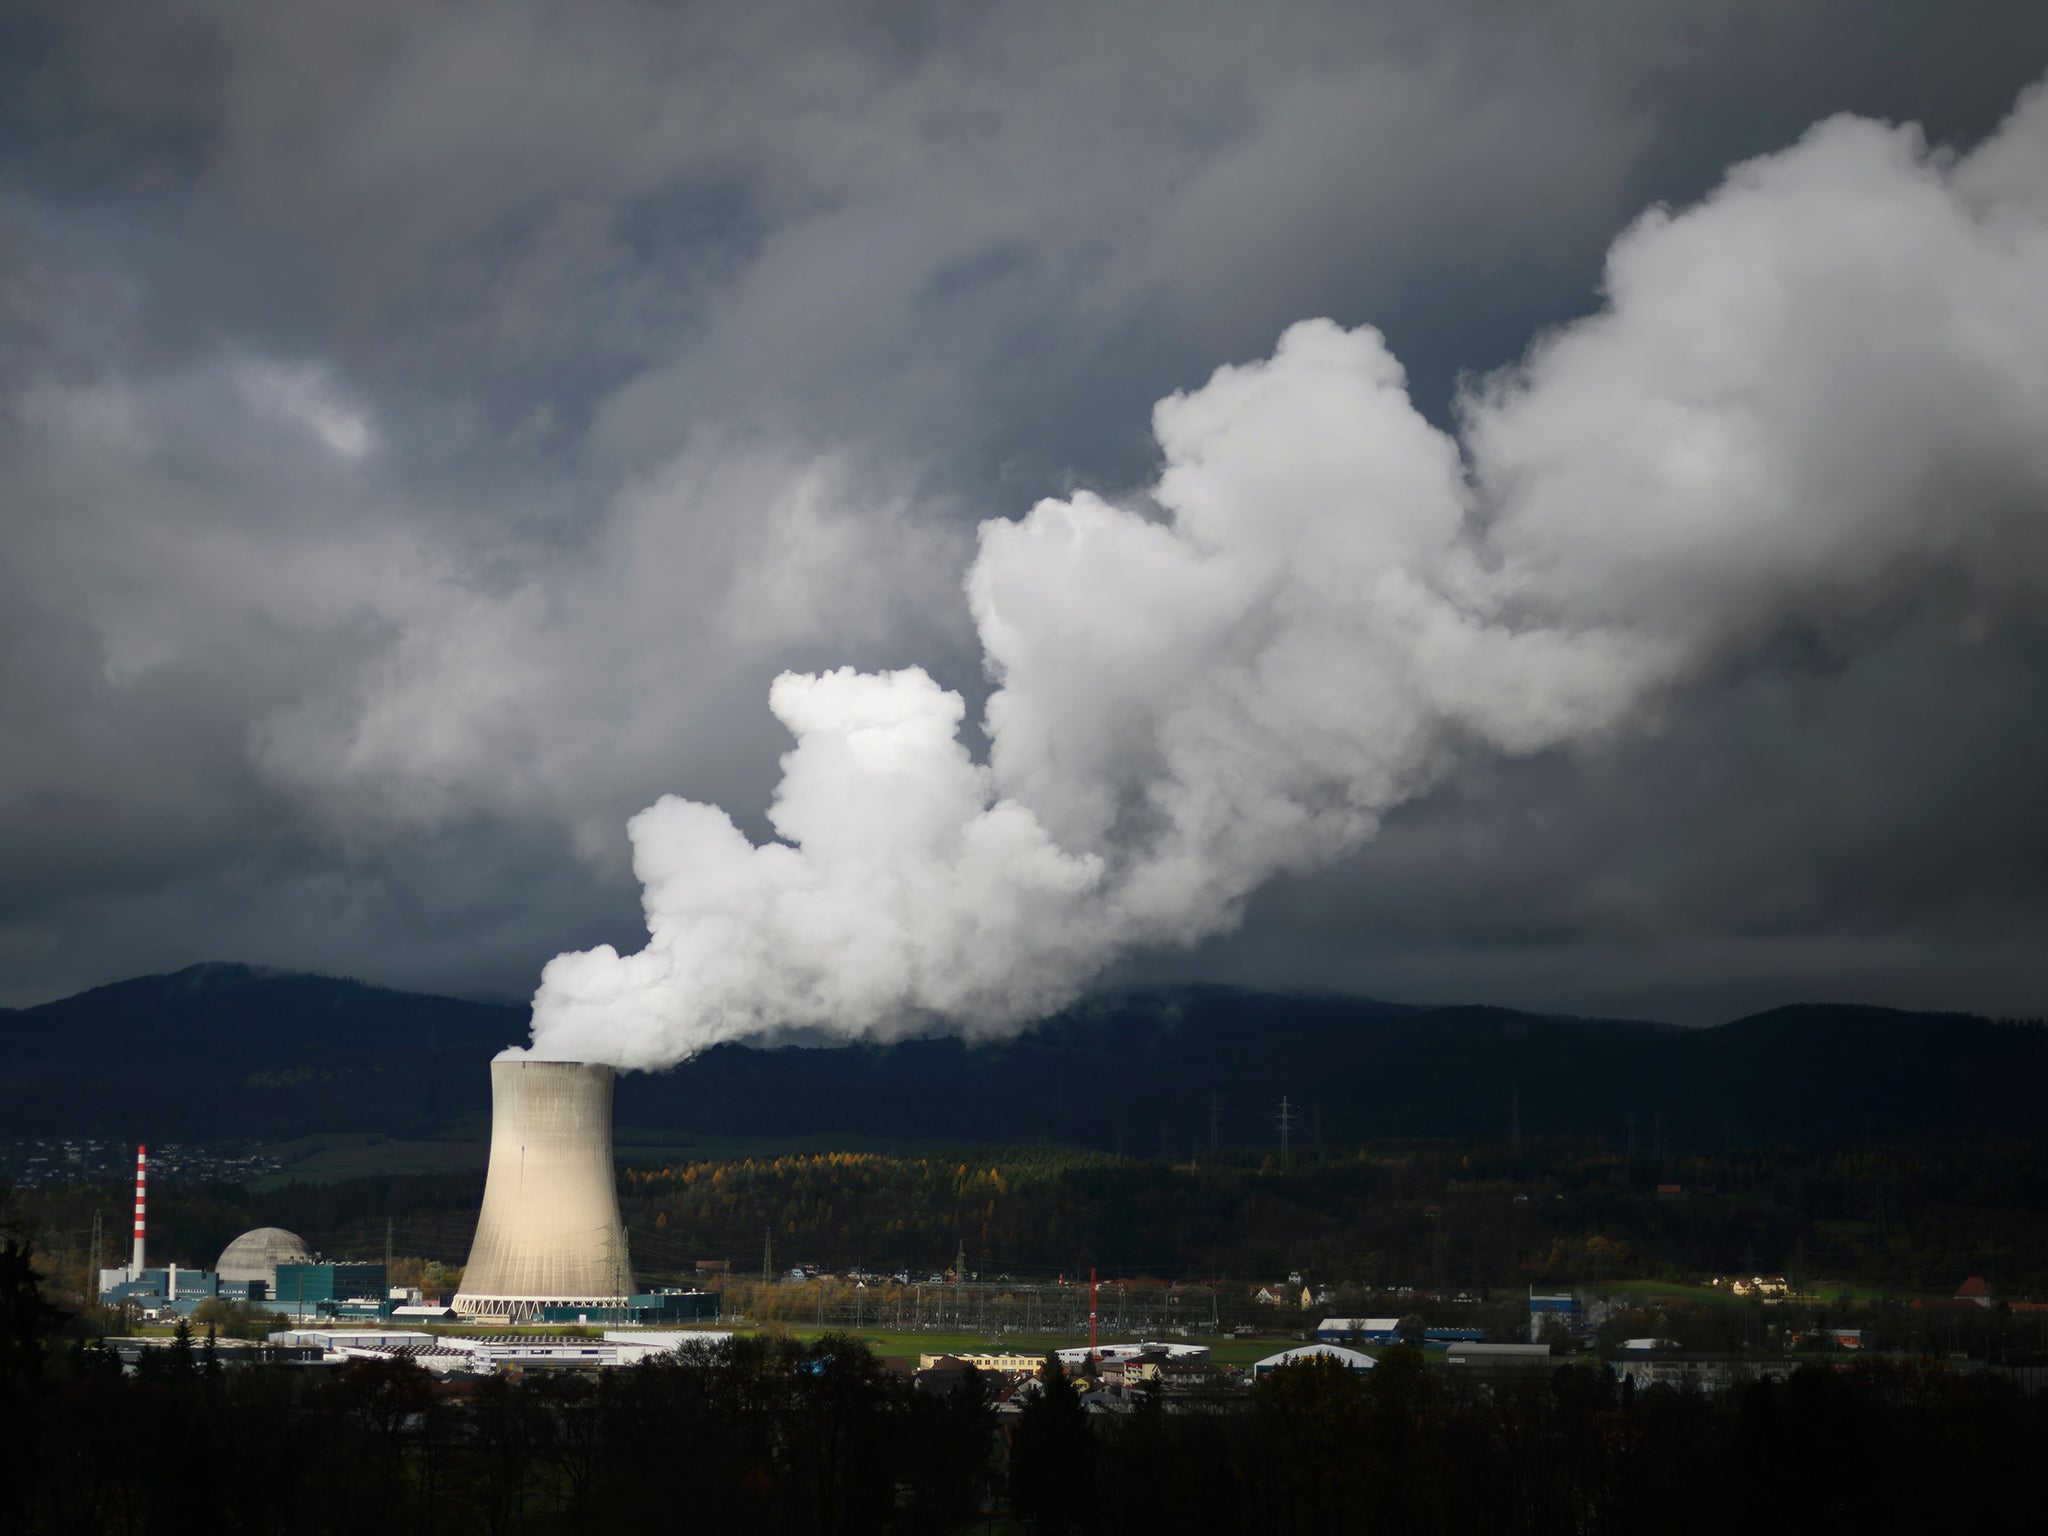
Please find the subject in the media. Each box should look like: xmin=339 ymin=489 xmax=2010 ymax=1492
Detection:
xmin=1080 ymin=1348 xmax=2047 ymax=1536
xmin=2 ymin=1275 xmax=2043 ymax=1535
xmin=2 ymin=1322 xmax=999 ymax=1536
xmin=1010 ymin=1355 xmax=1097 ymax=1529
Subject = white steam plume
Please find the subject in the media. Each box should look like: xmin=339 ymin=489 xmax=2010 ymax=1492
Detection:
xmin=525 ymin=80 xmax=2048 ymax=1070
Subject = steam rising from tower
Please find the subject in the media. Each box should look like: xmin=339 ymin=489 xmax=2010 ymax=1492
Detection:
xmin=527 ymin=77 xmax=2048 ymax=1072
xmin=453 ymin=1059 xmax=632 ymax=1321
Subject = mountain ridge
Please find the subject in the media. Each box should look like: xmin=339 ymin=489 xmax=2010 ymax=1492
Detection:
xmin=1 ymin=963 xmax=2039 ymax=1150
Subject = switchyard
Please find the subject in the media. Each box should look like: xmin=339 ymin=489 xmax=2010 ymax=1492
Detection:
xmin=740 ymin=1276 xmax=1223 ymax=1337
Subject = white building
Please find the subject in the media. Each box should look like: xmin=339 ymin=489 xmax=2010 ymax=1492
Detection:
xmin=1315 ymin=1316 xmax=1401 ymax=1343
xmin=1251 ymin=1343 xmax=1376 ymax=1377
xmin=266 ymin=1327 xmax=734 ymax=1375
xmin=1054 ymin=1342 xmax=1211 ymax=1369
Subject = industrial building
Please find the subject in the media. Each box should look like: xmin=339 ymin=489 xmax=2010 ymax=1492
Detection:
xmin=477 ymin=1288 xmax=721 ymax=1326
xmin=1421 ymin=1327 xmax=1485 ymax=1349
xmin=98 ymin=1265 xmax=253 ymax=1316
xmin=1446 ymin=1341 xmax=1558 ymax=1385
xmin=1109 ymin=1349 xmax=1228 ymax=1392
xmin=271 ymin=1262 xmax=389 ymax=1320
xmin=1252 ymin=1343 xmax=1376 ymax=1377
xmin=1315 ymin=1316 xmax=1402 ymax=1343
xmin=272 ymin=1263 xmax=720 ymax=1324
xmin=1054 ymin=1342 xmax=1211 ymax=1369
xmin=918 ymin=1350 xmax=1046 ymax=1373
xmin=454 ymin=1059 xmax=637 ymax=1322
xmin=95 ymin=1149 xmax=279 ymax=1316
xmin=1528 ymin=1291 xmax=1579 ymax=1340
xmin=268 ymin=1328 xmax=735 ymax=1375
xmin=216 ymin=1226 xmax=313 ymax=1294
xmin=96 ymin=1145 xmax=189 ymax=1307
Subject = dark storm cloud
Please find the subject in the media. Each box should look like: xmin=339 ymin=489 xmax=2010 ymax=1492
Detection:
xmin=2 ymin=0 xmax=2045 ymax=1021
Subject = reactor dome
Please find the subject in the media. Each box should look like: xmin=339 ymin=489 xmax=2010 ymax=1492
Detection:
xmin=216 ymin=1226 xmax=313 ymax=1288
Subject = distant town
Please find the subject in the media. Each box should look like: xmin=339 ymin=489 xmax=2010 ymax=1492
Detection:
xmin=0 ymin=1138 xmax=284 ymax=1189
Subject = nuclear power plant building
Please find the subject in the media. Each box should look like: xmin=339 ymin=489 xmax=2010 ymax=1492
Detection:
xmin=216 ymin=1226 xmax=313 ymax=1293
xmin=454 ymin=1058 xmax=639 ymax=1322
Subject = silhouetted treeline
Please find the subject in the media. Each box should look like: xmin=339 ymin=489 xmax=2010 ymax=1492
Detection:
xmin=4 ymin=1298 xmax=2043 ymax=1534
xmin=2 ymin=1327 xmax=995 ymax=1535
xmin=3 ymin=1207 xmax=2043 ymax=1536
xmin=1080 ymin=1349 xmax=2045 ymax=1535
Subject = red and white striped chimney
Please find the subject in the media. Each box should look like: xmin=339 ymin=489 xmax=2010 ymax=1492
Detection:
xmin=131 ymin=1145 xmax=147 ymax=1273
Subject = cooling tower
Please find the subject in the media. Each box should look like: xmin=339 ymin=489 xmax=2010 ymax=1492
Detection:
xmin=453 ymin=1059 xmax=633 ymax=1321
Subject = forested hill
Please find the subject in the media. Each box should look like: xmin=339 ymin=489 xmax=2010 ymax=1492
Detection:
xmin=0 ymin=962 xmax=521 ymax=1141
xmin=1 ymin=963 xmax=2041 ymax=1150
xmin=614 ymin=994 xmax=2046 ymax=1153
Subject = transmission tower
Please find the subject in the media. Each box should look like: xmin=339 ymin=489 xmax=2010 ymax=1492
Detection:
xmin=1209 ymin=1091 xmax=1220 ymax=1153
xmin=762 ymin=1226 xmax=773 ymax=1284
xmin=1277 ymin=1097 xmax=1294 ymax=1169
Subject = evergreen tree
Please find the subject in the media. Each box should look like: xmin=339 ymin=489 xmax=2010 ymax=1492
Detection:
xmin=1011 ymin=1356 xmax=1096 ymax=1530
xmin=0 ymin=1233 xmax=67 ymax=1391
xmin=168 ymin=1316 xmax=195 ymax=1375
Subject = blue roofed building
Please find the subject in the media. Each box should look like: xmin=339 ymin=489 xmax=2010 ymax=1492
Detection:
xmin=1315 ymin=1316 xmax=1402 ymax=1343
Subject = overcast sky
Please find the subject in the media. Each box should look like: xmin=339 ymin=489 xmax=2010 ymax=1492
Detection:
xmin=4 ymin=0 xmax=2046 ymax=1027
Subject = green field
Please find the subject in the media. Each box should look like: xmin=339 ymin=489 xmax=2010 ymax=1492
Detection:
xmin=1598 ymin=1279 xmax=1741 ymax=1307
xmin=1799 ymin=1282 xmax=1897 ymax=1304
xmin=248 ymin=1132 xmax=485 ymax=1186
